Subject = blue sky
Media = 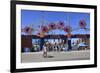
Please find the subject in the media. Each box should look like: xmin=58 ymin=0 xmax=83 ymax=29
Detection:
xmin=21 ymin=10 xmax=90 ymax=35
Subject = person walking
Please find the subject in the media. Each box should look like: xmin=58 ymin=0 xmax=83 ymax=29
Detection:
xmin=43 ymin=43 xmax=47 ymax=58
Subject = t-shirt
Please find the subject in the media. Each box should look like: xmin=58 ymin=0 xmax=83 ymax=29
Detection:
xmin=43 ymin=46 xmax=47 ymax=52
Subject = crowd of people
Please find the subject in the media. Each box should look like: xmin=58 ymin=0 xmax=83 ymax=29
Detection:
xmin=42 ymin=41 xmax=68 ymax=52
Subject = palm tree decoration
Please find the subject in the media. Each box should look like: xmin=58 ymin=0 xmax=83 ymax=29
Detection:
xmin=57 ymin=21 xmax=65 ymax=29
xmin=48 ymin=22 xmax=56 ymax=30
xmin=64 ymin=25 xmax=72 ymax=38
xmin=79 ymin=19 xmax=90 ymax=31
xmin=36 ymin=11 xmax=48 ymax=38
xmin=79 ymin=20 xmax=86 ymax=29
xmin=41 ymin=25 xmax=49 ymax=33
xmin=21 ymin=24 xmax=34 ymax=35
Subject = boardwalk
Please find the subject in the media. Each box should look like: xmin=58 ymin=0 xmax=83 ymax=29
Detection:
xmin=21 ymin=50 xmax=90 ymax=63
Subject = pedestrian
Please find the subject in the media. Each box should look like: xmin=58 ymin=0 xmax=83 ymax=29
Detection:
xmin=43 ymin=43 xmax=47 ymax=58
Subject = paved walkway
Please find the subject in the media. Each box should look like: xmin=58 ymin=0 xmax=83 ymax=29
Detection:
xmin=21 ymin=50 xmax=90 ymax=63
